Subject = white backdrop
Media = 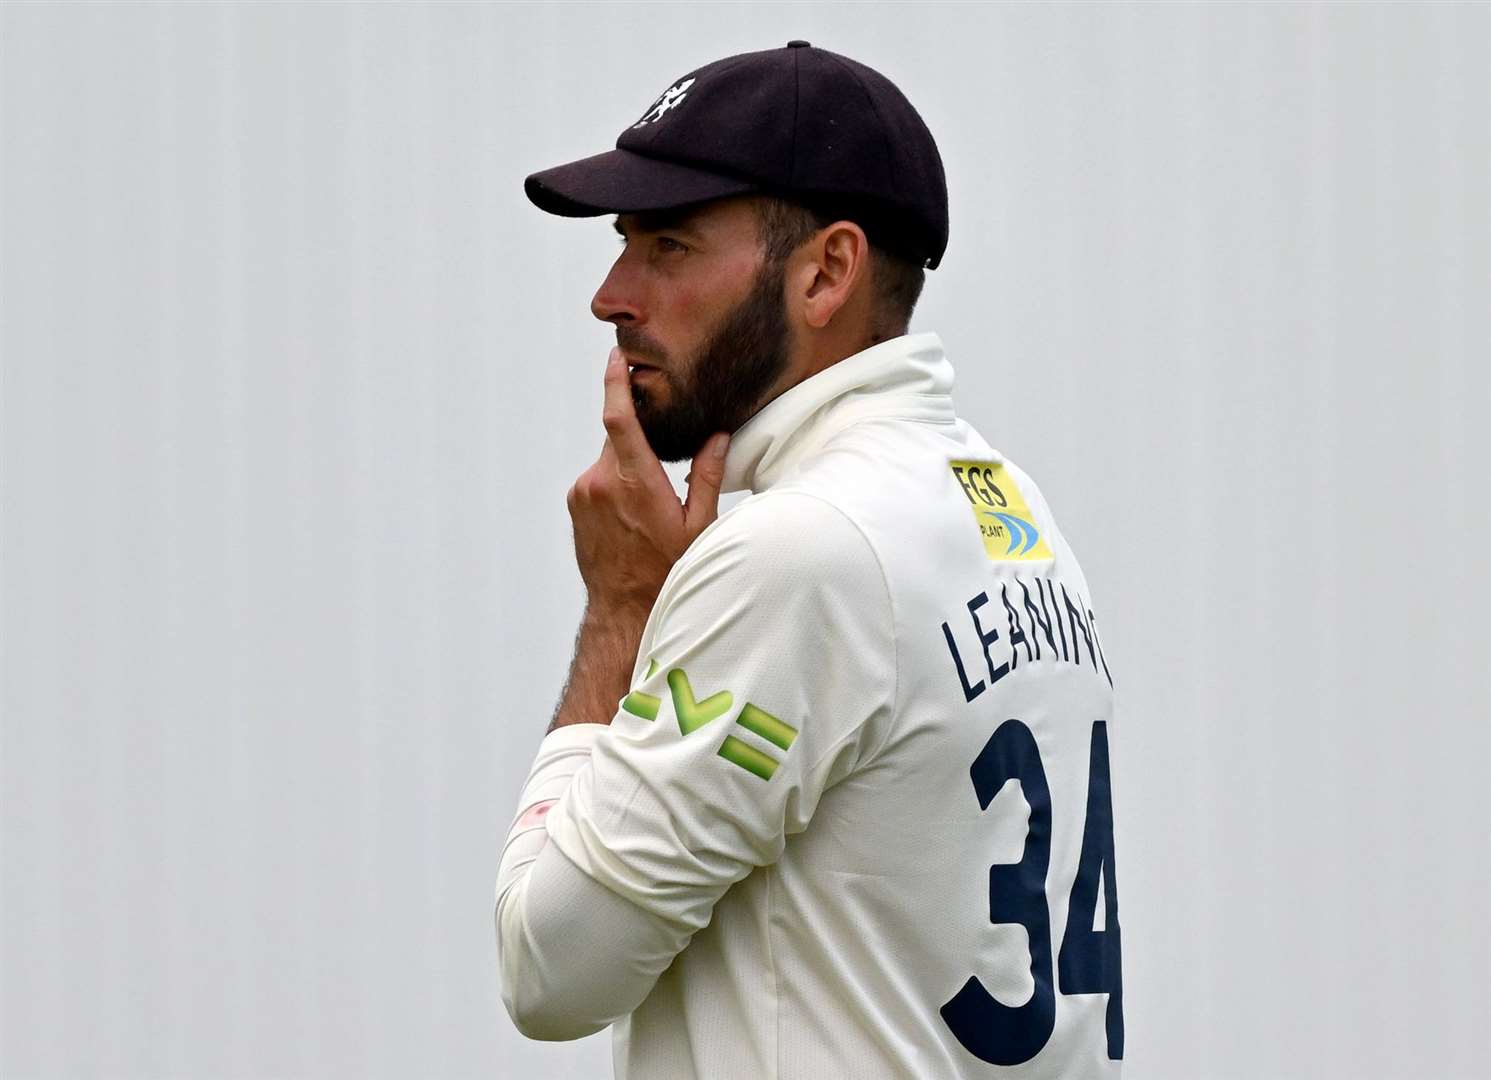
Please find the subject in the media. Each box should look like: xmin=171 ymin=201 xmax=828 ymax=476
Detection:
xmin=3 ymin=3 xmax=1488 ymax=1078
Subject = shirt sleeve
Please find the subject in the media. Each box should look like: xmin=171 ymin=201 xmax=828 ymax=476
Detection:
xmin=497 ymin=722 xmax=679 ymax=1041
xmin=497 ymin=811 xmax=685 ymax=1040
xmin=493 ymin=490 xmax=897 ymax=1039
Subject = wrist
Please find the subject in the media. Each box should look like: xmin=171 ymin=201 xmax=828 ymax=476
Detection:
xmin=581 ymin=596 xmax=654 ymax=633
xmin=546 ymin=601 xmax=652 ymax=733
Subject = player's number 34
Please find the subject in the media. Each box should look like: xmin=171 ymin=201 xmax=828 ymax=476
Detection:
xmin=940 ymin=720 xmax=1124 ymax=1066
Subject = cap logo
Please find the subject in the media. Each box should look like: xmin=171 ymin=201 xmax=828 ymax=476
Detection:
xmin=631 ymin=77 xmax=695 ymax=129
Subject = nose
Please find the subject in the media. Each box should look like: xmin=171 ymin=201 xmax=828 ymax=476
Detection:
xmin=590 ymin=252 xmax=645 ymax=326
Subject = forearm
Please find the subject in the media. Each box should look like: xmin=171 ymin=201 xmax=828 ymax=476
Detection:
xmin=498 ymin=603 xmax=648 ymax=927
xmin=498 ymin=602 xmax=648 ymax=920
xmin=548 ymin=603 xmax=650 ymax=732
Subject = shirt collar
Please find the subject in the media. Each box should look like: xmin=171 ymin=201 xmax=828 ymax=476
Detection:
xmin=720 ymin=330 xmax=955 ymax=494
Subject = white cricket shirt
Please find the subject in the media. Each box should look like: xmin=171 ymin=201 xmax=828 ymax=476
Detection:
xmin=495 ymin=331 xmax=1124 ymax=1079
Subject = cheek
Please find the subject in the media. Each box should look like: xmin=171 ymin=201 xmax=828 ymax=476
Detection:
xmin=654 ymin=257 xmax=757 ymax=353
xmin=662 ymin=280 xmax=708 ymax=325
xmin=648 ymin=286 xmax=709 ymax=365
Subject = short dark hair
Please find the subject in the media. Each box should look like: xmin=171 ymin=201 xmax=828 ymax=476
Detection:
xmin=750 ymin=194 xmax=927 ymax=339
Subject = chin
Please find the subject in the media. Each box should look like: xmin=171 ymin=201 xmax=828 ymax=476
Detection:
xmin=640 ymin=427 xmax=705 ymax=464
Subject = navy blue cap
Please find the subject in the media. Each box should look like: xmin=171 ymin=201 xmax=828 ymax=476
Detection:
xmin=524 ymin=41 xmax=949 ymax=270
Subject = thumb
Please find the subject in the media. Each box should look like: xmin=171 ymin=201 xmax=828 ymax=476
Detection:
xmin=683 ymin=432 xmax=730 ymax=533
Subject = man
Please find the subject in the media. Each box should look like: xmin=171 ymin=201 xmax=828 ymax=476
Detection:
xmin=495 ymin=41 xmax=1124 ymax=1079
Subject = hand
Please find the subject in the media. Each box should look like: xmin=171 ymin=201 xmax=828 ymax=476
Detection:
xmin=566 ymin=347 xmax=730 ymax=616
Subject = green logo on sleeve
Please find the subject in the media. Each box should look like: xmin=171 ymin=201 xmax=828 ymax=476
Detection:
xmin=619 ymin=659 xmax=799 ymax=781
xmin=735 ymin=702 xmax=796 ymax=749
xmin=621 ymin=658 xmax=661 ymax=721
xmin=667 ymin=669 xmax=734 ymax=735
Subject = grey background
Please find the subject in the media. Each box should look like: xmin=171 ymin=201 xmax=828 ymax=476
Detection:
xmin=3 ymin=2 xmax=1488 ymax=1078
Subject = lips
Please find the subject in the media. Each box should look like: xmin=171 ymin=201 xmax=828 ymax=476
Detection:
xmin=620 ymin=344 xmax=656 ymax=365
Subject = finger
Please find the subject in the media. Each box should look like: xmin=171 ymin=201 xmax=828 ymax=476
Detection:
xmin=683 ymin=432 xmax=731 ymax=533
xmin=597 ymin=431 xmax=642 ymax=484
xmin=601 ymin=347 xmax=662 ymax=483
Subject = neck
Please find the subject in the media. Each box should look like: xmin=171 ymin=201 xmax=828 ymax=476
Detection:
xmin=719 ymin=330 xmax=950 ymax=494
xmin=773 ymin=315 xmax=907 ymax=406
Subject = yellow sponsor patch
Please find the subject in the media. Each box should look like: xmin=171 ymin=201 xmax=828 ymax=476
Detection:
xmin=950 ymin=460 xmax=1054 ymax=562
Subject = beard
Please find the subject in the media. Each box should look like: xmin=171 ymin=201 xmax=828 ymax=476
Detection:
xmin=617 ymin=257 xmax=792 ymax=463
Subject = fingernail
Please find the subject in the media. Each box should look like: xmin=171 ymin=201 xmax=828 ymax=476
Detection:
xmin=715 ymin=433 xmax=730 ymax=457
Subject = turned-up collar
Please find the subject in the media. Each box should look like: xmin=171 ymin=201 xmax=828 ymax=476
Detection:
xmin=720 ymin=330 xmax=955 ymax=494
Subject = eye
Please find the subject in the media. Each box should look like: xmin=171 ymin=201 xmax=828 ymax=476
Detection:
xmin=615 ymin=235 xmax=687 ymax=254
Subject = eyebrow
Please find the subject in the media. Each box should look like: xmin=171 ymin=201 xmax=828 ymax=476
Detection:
xmin=612 ymin=208 xmax=701 ymax=238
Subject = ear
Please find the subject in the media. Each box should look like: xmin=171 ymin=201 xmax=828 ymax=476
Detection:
xmin=794 ymin=221 xmax=870 ymax=330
